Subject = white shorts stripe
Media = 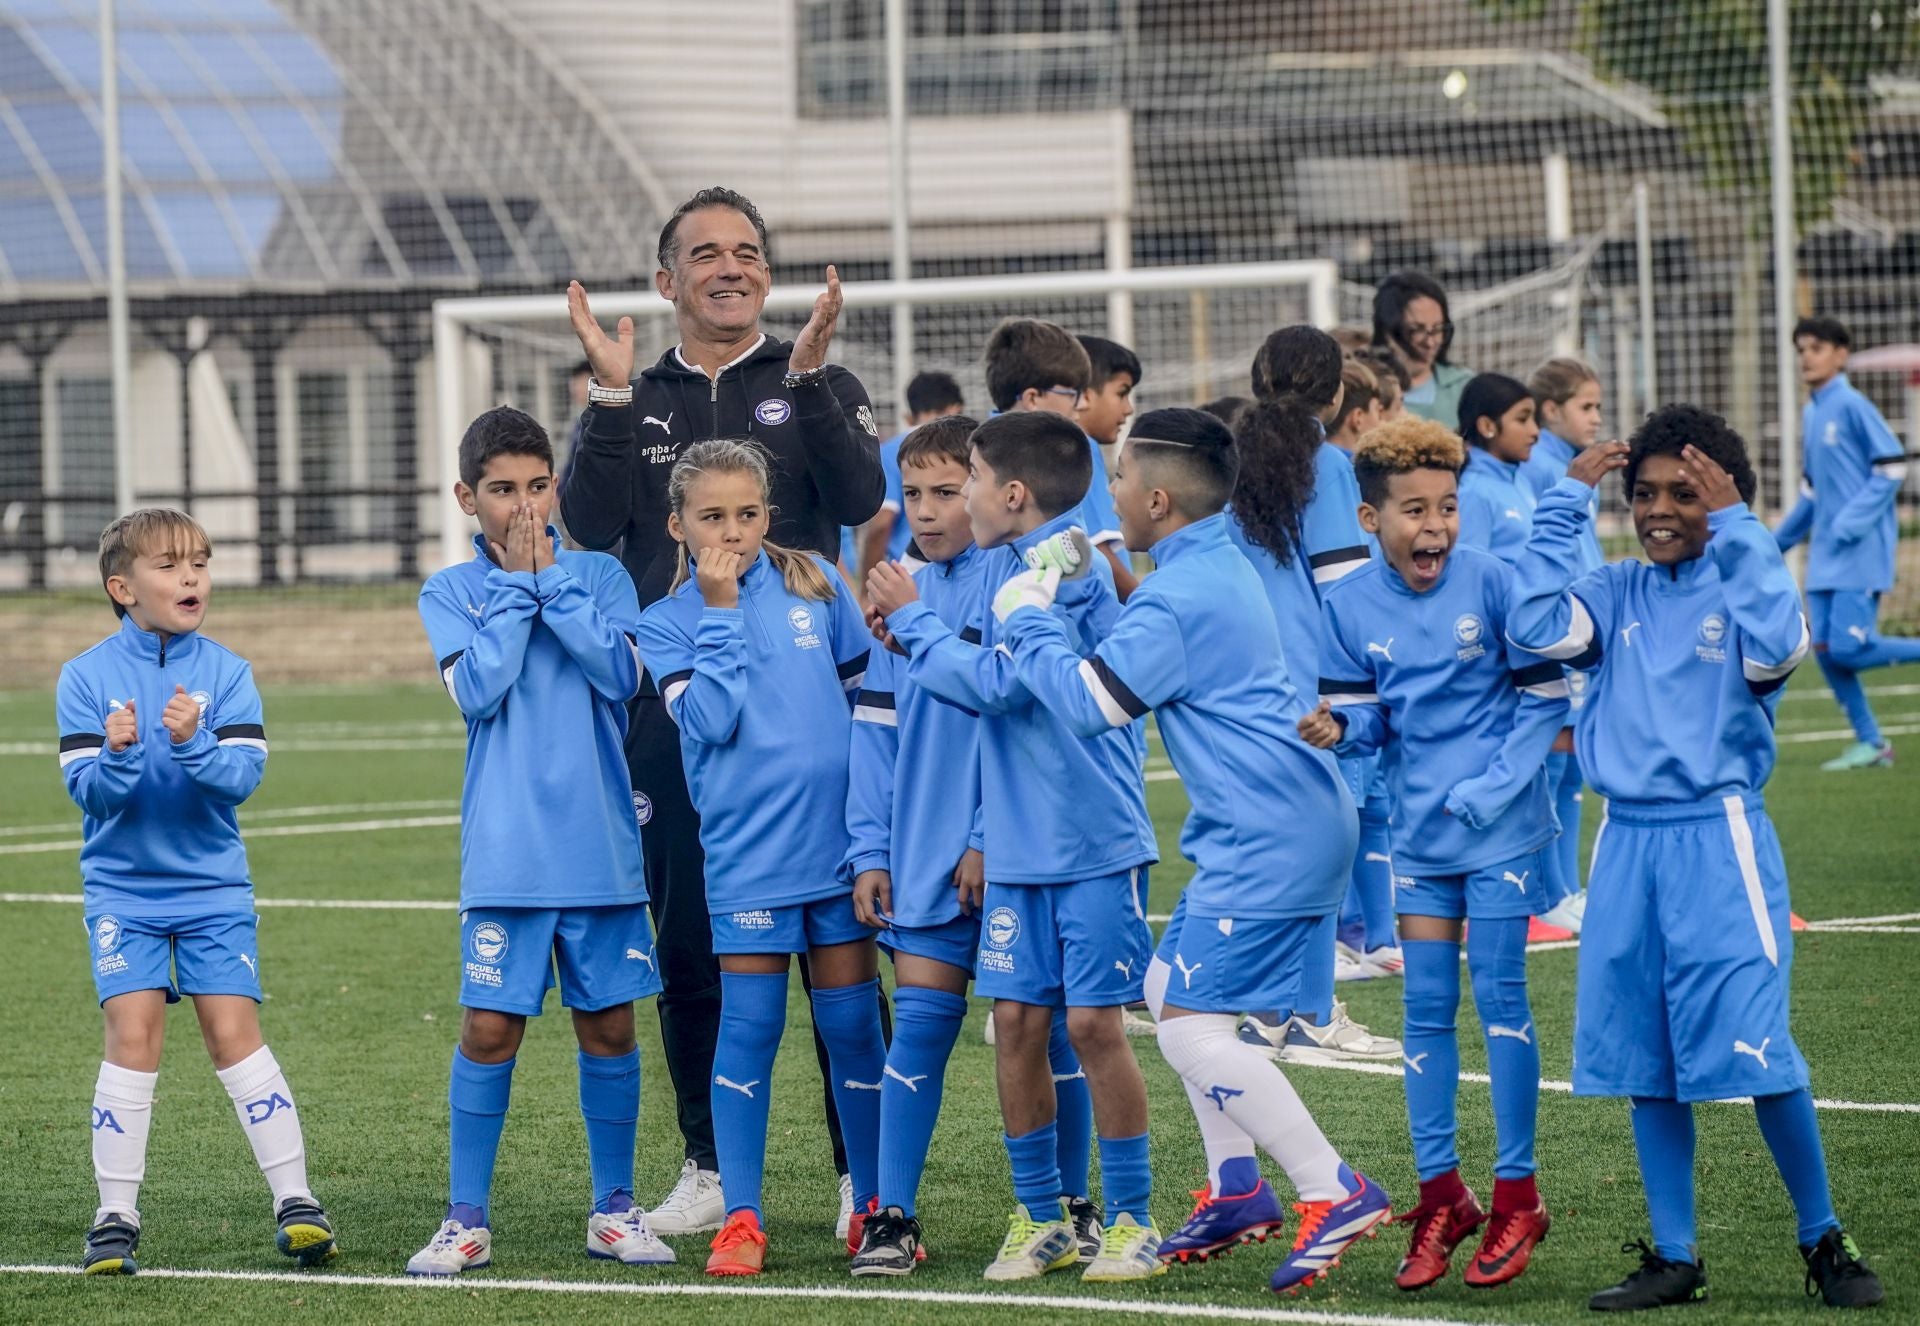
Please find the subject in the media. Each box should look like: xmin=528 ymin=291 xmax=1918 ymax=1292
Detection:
xmin=1723 ymin=795 xmax=1779 ymax=967
xmin=1077 ymin=659 xmax=1134 ymax=728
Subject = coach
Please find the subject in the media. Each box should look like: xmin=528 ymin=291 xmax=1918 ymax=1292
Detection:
xmin=562 ymin=187 xmax=886 ymax=1234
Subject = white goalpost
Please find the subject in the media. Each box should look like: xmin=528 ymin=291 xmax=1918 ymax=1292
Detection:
xmin=430 ymin=259 xmax=1340 ymax=571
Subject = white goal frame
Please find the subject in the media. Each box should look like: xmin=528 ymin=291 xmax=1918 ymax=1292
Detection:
xmin=430 ymin=259 xmax=1338 ymax=571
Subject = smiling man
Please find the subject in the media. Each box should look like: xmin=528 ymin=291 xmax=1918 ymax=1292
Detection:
xmin=560 ymin=187 xmax=886 ymax=1242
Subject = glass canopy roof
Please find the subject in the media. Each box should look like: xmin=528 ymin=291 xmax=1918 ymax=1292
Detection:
xmin=0 ymin=0 xmax=669 ymax=294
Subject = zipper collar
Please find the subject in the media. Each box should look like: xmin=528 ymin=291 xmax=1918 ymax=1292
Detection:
xmin=1150 ymin=512 xmax=1228 ymax=566
xmin=469 ymin=526 xmax=562 ymax=567
xmin=1465 ymin=445 xmax=1522 ymax=485
xmin=1010 ymin=508 xmax=1084 ymax=559
xmin=934 ymin=541 xmax=983 ymax=578
xmin=117 ymin=611 xmax=194 ymax=667
xmin=672 ymin=334 xmax=768 ymax=381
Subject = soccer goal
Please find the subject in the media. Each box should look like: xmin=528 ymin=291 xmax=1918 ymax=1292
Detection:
xmin=429 ymin=259 xmax=1338 ymax=570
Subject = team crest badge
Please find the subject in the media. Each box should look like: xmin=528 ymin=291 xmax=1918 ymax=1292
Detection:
xmin=754 ymin=398 xmax=792 ymax=426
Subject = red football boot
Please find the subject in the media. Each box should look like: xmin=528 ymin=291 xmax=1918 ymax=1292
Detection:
xmin=1394 ymin=1172 xmax=1486 ymax=1292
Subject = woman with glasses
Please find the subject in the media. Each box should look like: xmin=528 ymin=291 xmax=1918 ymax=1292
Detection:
xmin=1371 ymin=271 xmax=1475 ymax=427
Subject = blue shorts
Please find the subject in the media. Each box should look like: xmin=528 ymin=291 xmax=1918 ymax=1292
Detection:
xmin=1574 ymin=795 xmax=1808 ymax=1103
xmin=883 ymin=912 xmax=980 ymax=973
xmin=1396 ymin=847 xmax=1550 ymax=921
xmin=1339 ymin=754 xmax=1393 ymax=822
xmin=709 ymin=893 xmax=871 ymax=955
xmin=1153 ymin=893 xmax=1316 ymax=1015
xmin=460 ymin=904 xmax=662 ymax=1016
xmin=85 ymin=911 xmax=262 ymax=1006
xmin=974 ymin=868 xmax=1151 ymax=1007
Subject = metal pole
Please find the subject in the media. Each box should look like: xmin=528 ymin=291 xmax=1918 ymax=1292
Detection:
xmin=884 ymin=0 xmax=913 ymax=415
xmin=433 ymin=306 xmax=470 ymax=571
xmin=101 ymin=0 xmax=134 ymax=515
xmin=1634 ymin=180 xmax=1658 ymax=409
xmin=1768 ymin=0 xmax=1799 ymax=518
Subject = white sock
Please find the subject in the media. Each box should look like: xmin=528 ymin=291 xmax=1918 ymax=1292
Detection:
xmin=1157 ymin=1013 xmax=1346 ymax=1201
xmin=215 ymin=1046 xmax=311 ymax=1207
xmin=1179 ymin=1074 xmax=1260 ymax=1192
xmin=1143 ymin=955 xmax=1171 ymax=1020
xmin=92 ymin=1062 xmax=157 ymax=1225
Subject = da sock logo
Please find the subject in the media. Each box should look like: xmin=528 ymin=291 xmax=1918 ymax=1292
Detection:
xmin=92 ymin=1107 xmax=125 ymax=1133
xmin=245 ymin=1092 xmax=293 ymax=1124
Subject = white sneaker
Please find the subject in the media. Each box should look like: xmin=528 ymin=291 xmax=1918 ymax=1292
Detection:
xmin=646 ymin=1160 xmax=724 ymax=1235
xmin=1082 ymin=1213 xmax=1168 ymax=1282
xmin=1538 ymin=891 xmax=1586 ymax=935
xmin=1276 ymin=1002 xmax=1403 ymax=1064
xmin=406 ymin=1219 xmax=491 ymax=1276
xmin=587 ymin=1209 xmax=676 ymax=1265
xmin=835 ymin=1172 xmax=855 ymax=1242
xmin=1359 ymin=944 xmax=1405 ymax=979
xmin=1121 ymin=1007 xmax=1158 ymax=1038
xmin=1334 ymin=945 xmax=1369 ymax=982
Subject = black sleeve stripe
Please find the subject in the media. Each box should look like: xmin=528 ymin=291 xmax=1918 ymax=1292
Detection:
xmin=1308 ymin=546 xmax=1371 ymax=570
xmin=213 ymin=723 xmax=266 ymax=741
xmin=1870 ymin=453 xmax=1910 ymax=468
xmin=1510 ymin=660 xmax=1564 ymax=689
xmin=658 ymin=668 xmax=695 ymax=690
xmin=60 ymin=732 xmax=107 ymax=751
xmin=958 ymin=625 xmax=983 ymax=645
xmin=1087 ymin=656 xmax=1150 ymax=720
xmin=837 ymin=651 xmax=871 ymax=680
xmin=855 ymin=689 xmax=896 ymax=710
xmin=1748 ymin=673 xmax=1792 ymax=698
xmin=1319 ymin=678 xmax=1374 ymax=696
xmin=1569 ymin=639 xmax=1604 ymax=670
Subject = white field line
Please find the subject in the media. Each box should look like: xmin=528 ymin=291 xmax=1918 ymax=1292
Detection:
xmin=1778 ymin=721 xmax=1920 ymax=745
xmin=0 ymin=814 xmax=458 ymax=856
xmin=0 ymin=799 xmax=457 ymax=839
xmin=1781 ymin=681 xmax=1920 ymax=703
xmin=0 ymin=737 xmax=464 ymax=757
xmin=0 ymin=1264 xmax=1493 ymax=1325
xmin=1277 ymin=1055 xmax=1920 ymax=1114
xmin=0 ymin=892 xmax=455 ymax=910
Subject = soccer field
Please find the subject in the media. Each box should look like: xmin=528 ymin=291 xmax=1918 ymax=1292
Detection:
xmin=1 ymin=670 xmax=1916 ymax=1325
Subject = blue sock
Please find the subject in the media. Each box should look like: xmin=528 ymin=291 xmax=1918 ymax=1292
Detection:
xmin=1336 ymin=886 xmax=1365 ymax=954
xmin=1555 ymin=753 xmax=1585 ymax=897
xmin=577 ymin=1048 xmax=639 ymax=1213
xmin=1005 ymin=1122 xmax=1064 ymax=1222
xmin=811 ymin=978 xmax=887 ymax=1212
xmin=877 ymin=986 xmax=965 ymax=1217
xmin=713 ymin=970 xmax=787 ymax=1218
xmin=1097 ymin=1132 xmax=1152 ymax=1227
xmin=1630 ymin=1097 xmax=1697 ymax=1262
xmin=1816 ymin=651 xmax=1882 ymax=746
xmin=1753 ymin=1089 xmax=1840 ymax=1246
xmin=1541 ymin=752 xmax=1576 ymax=906
xmin=448 ymin=1048 xmax=514 ymax=1220
xmin=1295 ymin=913 xmax=1336 ymax=1025
xmin=1467 ymin=916 xmax=1538 ymax=1179
xmin=1400 ymin=938 xmax=1461 ymax=1181
xmin=1353 ymin=814 xmax=1397 ymax=952
xmin=1048 ymin=1009 xmax=1093 ymax=1203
